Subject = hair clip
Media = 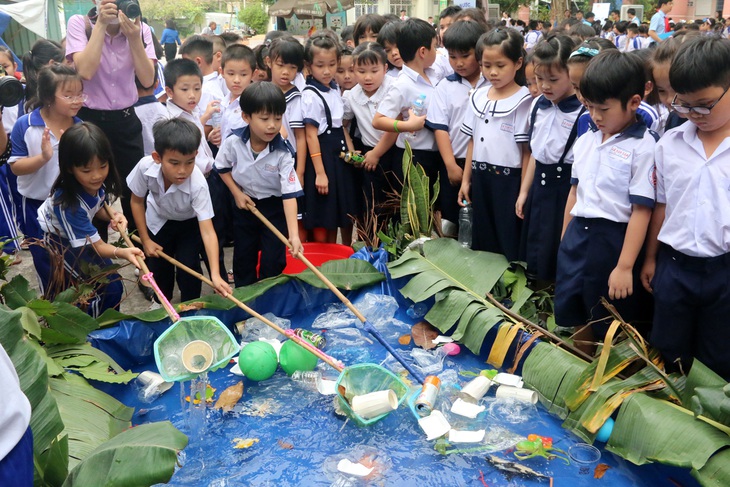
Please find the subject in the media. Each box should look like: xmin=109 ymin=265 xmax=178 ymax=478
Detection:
xmin=569 ymin=46 xmax=599 ymax=58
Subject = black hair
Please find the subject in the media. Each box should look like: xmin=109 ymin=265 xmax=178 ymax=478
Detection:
xmin=352 ymin=41 xmax=388 ymax=66
xmin=383 ymin=13 xmax=400 ymax=23
xmin=585 ymin=11 xmax=595 ymax=19
xmin=443 ymin=20 xmax=486 ymax=54
xmin=53 ymin=123 xmax=120 ymax=208
xmin=580 ymin=50 xmax=645 ymax=106
xmin=657 ymin=0 xmax=671 ymax=9
xmin=569 ymin=23 xmax=596 ymax=40
xmin=210 ymin=35 xmax=227 ymax=57
xmin=340 ymin=45 xmax=354 ymax=57
xmin=219 ymin=31 xmax=243 ymax=47
xmin=304 ymin=30 xmax=341 ymax=64
xmin=627 ymin=8 xmax=637 ymax=16
xmin=611 ymin=9 xmax=620 ymax=16
xmin=453 ymin=8 xmax=490 ymax=30
xmin=475 ymin=28 xmax=526 ymax=86
xmin=253 ymin=44 xmax=268 ymax=73
xmin=22 ymin=39 xmax=64 ymax=112
xmin=627 ymin=24 xmax=639 ymax=34
xmin=532 ymin=33 xmax=576 ymax=73
xmin=566 ymin=38 xmax=616 ymax=67
xmin=35 ymin=63 xmax=83 ymax=111
xmin=439 ymin=5 xmax=462 ymax=19
xmin=341 ymin=25 xmax=354 ymax=44
xmin=179 ymin=35 xmax=213 ymax=64
xmin=152 ymin=118 xmax=201 ymax=157
xmin=670 ymin=36 xmax=730 ymax=94
xmin=265 ymin=31 xmax=289 ymax=43
xmin=353 ymin=14 xmax=386 ymax=46
xmin=639 ymin=25 xmax=649 ymax=35
xmin=396 ymin=18 xmax=437 ymax=63
xmin=165 ymin=19 xmax=176 ymax=29
xmin=222 ymin=44 xmax=256 ymax=70
xmin=614 ymin=20 xmax=628 ymax=34
xmin=529 ymin=20 xmax=540 ymax=30
xmin=239 ymin=81 xmax=286 ymax=116
xmin=376 ymin=20 xmax=400 ymax=48
xmin=164 ymin=58 xmax=203 ymax=88
xmin=267 ymin=36 xmax=304 ymax=71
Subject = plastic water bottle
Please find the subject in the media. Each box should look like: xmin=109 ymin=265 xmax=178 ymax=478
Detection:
xmin=406 ymin=93 xmax=427 ymax=139
xmin=458 ymin=200 xmax=472 ymax=248
xmin=210 ymin=106 xmax=222 ymax=127
xmin=291 ymin=370 xmax=323 ymax=392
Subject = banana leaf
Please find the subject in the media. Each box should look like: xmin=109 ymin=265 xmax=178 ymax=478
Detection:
xmin=522 ymin=342 xmax=590 ymax=419
xmin=62 ymin=421 xmax=187 ymax=487
xmin=0 ymin=274 xmax=37 ymax=308
xmin=693 ymin=448 xmax=730 ymax=487
xmin=606 ymin=393 xmax=730 ymax=469
xmin=388 ymin=239 xmax=510 ymax=353
xmin=0 ymin=305 xmax=66 ymax=485
xmin=683 ymin=360 xmax=730 ymax=428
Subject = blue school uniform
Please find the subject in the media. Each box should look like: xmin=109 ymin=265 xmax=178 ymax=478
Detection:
xmin=521 ymin=95 xmax=585 ymax=280
xmin=36 ymin=186 xmax=123 ymax=317
xmin=555 ymin=120 xmax=657 ymax=335
xmin=461 ymin=85 xmax=532 ymax=261
xmin=651 ymin=123 xmax=730 ymax=380
xmin=301 ymin=77 xmax=358 ymax=230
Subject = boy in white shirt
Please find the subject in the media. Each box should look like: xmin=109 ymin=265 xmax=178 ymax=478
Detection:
xmin=133 ymin=70 xmax=167 ymax=156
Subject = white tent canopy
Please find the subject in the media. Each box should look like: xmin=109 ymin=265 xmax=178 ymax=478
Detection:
xmin=0 ymin=0 xmax=49 ymax=38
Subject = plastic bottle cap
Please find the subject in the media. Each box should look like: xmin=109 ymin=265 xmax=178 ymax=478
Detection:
xmin=462 ymin=199 xmax=467 ymax=205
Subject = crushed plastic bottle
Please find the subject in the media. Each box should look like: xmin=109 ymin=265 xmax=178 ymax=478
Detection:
xmin=291 ymin=370 xmax=323 ymax=392
xmin=458 ymin=200 xmax=473 ymax=248
xmin=210 ymin=104 xmax=222 ymax=127
xmin=406 ymin=302 xmax=429 ymax=319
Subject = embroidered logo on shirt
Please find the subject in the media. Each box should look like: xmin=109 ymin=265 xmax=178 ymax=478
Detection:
xmin=609 ymin=146 xmax=631 ymax=160
xmin=561 ymin=119 xmax=574 ymax=130
xmin=264 ymin=164 xmax=278 ymax=173
xmin=500 ymin=123 xmax=514 ymax=133
xmin=649 ymin=165 xmax=657 ymax=188
xmin=288 ymin=170 xmax=296 ymax=184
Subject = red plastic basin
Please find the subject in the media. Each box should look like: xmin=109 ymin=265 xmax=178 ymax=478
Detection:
xmin=283 ymin=243 xmax=354 ymax=274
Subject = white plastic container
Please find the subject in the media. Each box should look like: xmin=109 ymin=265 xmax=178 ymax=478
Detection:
xmin=351 ymin=390 xmax=398 ymax=419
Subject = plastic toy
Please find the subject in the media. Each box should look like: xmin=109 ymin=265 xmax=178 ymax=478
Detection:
xmin=514 ymin=434 xmax=570 ymax=464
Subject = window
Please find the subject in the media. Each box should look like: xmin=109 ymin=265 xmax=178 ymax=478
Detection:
xmin=389 ymin=0 xmax=413 ymax=16
xmin=355 ymin=1 xmax=379 ymax=18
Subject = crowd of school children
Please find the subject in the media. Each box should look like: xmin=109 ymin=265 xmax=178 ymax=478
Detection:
xmin=2 ymin=2 xmax=730 ymax=481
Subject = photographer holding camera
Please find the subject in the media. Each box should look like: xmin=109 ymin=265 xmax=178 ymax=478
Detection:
xmin=65 ymin=0 xmax=155 ymax=234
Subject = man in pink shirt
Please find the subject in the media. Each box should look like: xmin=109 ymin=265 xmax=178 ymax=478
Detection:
xmin=65 ymin=0 xmax=156 ymax=234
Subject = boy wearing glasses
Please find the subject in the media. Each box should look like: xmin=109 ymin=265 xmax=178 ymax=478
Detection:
xmin=555 ymin=50 xmax=656 ymax=344
xmin=641 ymin=37 xmax=730 ymax=380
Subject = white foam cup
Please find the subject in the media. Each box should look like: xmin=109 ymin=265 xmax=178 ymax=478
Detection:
xmin=460 ymin=375 xmax=492 ymax=402
xmin=351 ymin=389 xmax=398 ymax=419
xmin=495 ymin=385 xmax=538 ymax=404
xmin=181 ymin=340 xmax=214 ymax=373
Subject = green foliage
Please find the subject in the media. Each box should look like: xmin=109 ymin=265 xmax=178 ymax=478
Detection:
xmin=239 ymin=4 xmax=269 ymax=34
xmin=139 ymin=0 xmax=215 ymax=36
xmin=0 ymin=276 xmax=187 ymax=487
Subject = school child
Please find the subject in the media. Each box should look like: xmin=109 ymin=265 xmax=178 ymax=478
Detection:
xmin=215 ymin=82 xmax=303 ymax=286
xmin=601 ymin=21 xmax=615 ymax=42
xmin=0 ymin=46 xmax=21 ymax=136
xmin=343 ymin=42 xmax=398 ymax=213
xmin=134 ymin=69 xmax=167 ymax=156
xmin=426 ymin=20 xmax=488 ymax=228
xmin=568 ymin=41 xmax=614 ymax=137
xmin=650 ymin=36 xmax=688 ymax=133
xmin=625 ymin=24 xmax=642 ymax=52
xmin=377 ymin=21 xmax=404 ymax=78
xmin=0 ymin=47 xmax=21 ymax=259
xmin=525 ymin=20 xmax=543 ymax=52
xmin=301 ymin=32 xmax=358 ymax=244
xmin=458 ymin=29 xmax=532 ymax=260
xmin=37 ymin=123 xmax=144 ymax=316
xmin=179 ymin=35 xmax=225 ymax=121
xmin=162 ymin=59 xmax=216 ymax=175
xmin=555 ymin=50 xmax=655 ymax=340
xmin=353 ymin=14 xmax=386 ymax=45
xmin=127 ymin=118 xmax=230 ymax=302
xmin=210 ymin=44 xmax=256 ymax=144
xmin=524 ymin=52 xmax=541 ymax=98
xmin=641 ymin=36 xmax=730 ymax=380
xmin=336 ymin=46 xmax=357 ymax=94
xmin=373 ymin=19 xmax=442 ymax=196
xmin=9 ymin=64 xmax=83 ymax=293
xmin=252 ymin=45 xmax=271 ymax=82
xmin=613 ymin=21 xmax=629 ymax=51
xmin=517 ymin=34 xmax=583 ymax=282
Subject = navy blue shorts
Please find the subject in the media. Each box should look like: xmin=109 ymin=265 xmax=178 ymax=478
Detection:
xmin=651 ymin=246 xmax=730 ymax=380
xmin=555 ymin=217 xmax=648 ymax=336
xmin=0 ymin=426 xmax=33 ymax=487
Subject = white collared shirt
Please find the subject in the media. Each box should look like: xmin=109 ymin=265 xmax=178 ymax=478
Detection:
xmin=427 ymin=73 xmax=488 ymax=159
xmin=219 ymin=94 xmax=245 ymax=141
xmin=165 ymin=101 xmax=215 ymax=174
xmin=134 ymin=96 xmax=168 ymax=156
xmin=37 ymin=187 xmax=105 ymax=247
xmin=215 ymin=126 xmax=303 ymax=201
xmin=570 ymin=122 xmax=657 ymax=223
xmin=529 ymin=95 xmax=585 ymax=165
xmin=377 ymin=64 xmax=438 ymax=151
xmin=656 ymin=122 xmax=730 ymax=257
xmin=343 ymin=75 xmax=394 ymax=148
xmin=126 ymin=156 xmax=214 ymax=235
xmin=302 ymin=78 xmax=345 ymax=135
xmin=200 ymin=71 xmax=225 ymax=123
xmin=9 ymin=108 xmax=82 ymax=200
xmin=430 ymin=48 xmax=454 ymax=85
xmin=461 ymin=85 xmax=532 ymax=169
xmin=283 ymin=86 xmax=304 ymax=150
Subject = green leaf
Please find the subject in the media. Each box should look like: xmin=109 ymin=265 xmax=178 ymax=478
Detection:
xmin=54 ymin=287 xmax=81 ymax=304
xmin=294 ymin=258 xmax=385 ymax=290
xmin=37 ymin=434 xmax=69 ymax=487
xmin=19 ymin=306 xmax=42 ymax=340
xmin=62 ymin=422 xmax=188 ymax=487
xmin=606 ymin=393 xmax=730 ymax=469
xmin=693 ymin=448 xmax=730 ymax=487
xmin=27 ymin=298 xmax=57 ymax=317
xmin=0 ymin=274 xmax=38 ymax=308
xmin=683 ymin=360 xmax=730 ymax=428
xmin=42 ymin=302 xmax=100 ymax=345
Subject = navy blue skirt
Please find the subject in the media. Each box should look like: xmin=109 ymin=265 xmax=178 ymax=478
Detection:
xmin=471 ymin=161 xmax=522 ymax=262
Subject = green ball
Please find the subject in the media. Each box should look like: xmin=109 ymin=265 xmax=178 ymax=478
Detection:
xmin=238 ymin=341 xmax=278 ymax=381
xmin=279 ymin=339 xmax=318 ymax=376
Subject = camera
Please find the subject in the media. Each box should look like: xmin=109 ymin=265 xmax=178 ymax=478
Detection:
xmin=116 ymin=0 xmax=141 ymax=20
xmin=0 ymin=66 xmax=24 ymax=108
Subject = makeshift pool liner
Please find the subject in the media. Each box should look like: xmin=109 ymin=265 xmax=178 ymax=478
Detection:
xmin=91 ymin=282 xmax=700 ymax=487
